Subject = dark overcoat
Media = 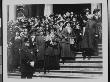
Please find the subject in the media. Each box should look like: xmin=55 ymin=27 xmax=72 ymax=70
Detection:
xmin=81 ymin=19 xmax=98 ymax=50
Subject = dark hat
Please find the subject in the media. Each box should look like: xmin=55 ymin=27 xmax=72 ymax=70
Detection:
xmin=84 ymin=8 xmax=91 ymax=13
xmin=24 ymin=37 xmax=29 ymax=42
xmin=49 ymin=13 xmax=54 ymax=17
xmin=93 ymin=9 xmax=100 ymax=14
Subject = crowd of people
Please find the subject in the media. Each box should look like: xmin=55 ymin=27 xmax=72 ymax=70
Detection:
xmin=7 ymin=8 xmax=102 ymax=78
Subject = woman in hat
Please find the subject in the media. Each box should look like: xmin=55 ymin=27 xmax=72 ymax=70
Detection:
xmin=71 ymin=17 xmax=77 ymax=29
xmin=81 ymin=13 xmax=98 ymax=59
xmin=56 ymin=21 xmax=65 ymax=59
xmin=57 ymin=21 xmax=64 ymax=32
xmin=74 ymin=23 xmax=82 ymax=52
xmin=93 ymin=8 xmax=102 ymax=53
xmin=84 ymin=8 xmax=91 ymax=18
xmin=35 ymin=30 xmax=45 ymax=71
xmin=93 ymin=9 xmax=102 ymax=23
xmin=61 ymin=22 xmax=75 ymax=62
xmin=9 ymin=31 xmax=22 ymax=72
xmin=44 ymin=30 xmax=53 ymax=73
xmin=48 ymin=29 xmax=60 ymax=70
xmin=82 ymin=8 xmax=91 ymax=24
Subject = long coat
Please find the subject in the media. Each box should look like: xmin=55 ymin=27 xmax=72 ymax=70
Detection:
xmin=36 ymin=35 xmax=45 ymax=61
xmin=20 ymin=43 xmax=35 ymax=75
xmin=52 ymin=39 xmax=60 ymax=56
xmin=81 ymin=19 xmax=98 ymax=50
xmin=61 ymin=27 xmax=74 ymax=58
xmin=8 ymin=36 xmax=22 ymax=71
xmin=44 ymin=34 xmax=60 ymax=70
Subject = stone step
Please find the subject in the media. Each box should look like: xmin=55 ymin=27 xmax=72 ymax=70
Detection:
xmin=75 ymin=53 xmax=103 ymax=57
xmin=8 ymin=70 xmax=103 ymax=79
xmin=60 ymin=65 xmax=102 ymax=68
xmin=98 ymin=46 xmax=102 ymax=49
xmin=8 ymin=75 xmax=21 ymax=79
xmin=60 ymin=56 xmax=103 ymax=60
xmin=75 ymin=53 xmax=102 ymax=57
xmin=32 ymin=73 xmax=102 ymax=79
xmin=74 ymin=58 xmax=102 ymax=61
xmin=34 ymin=67 xmax=103 ymax=72
xmin=75 ymin=56 xmax=102 ymax=58
xmin=9 ymin=68 xmax=103 ymax=74
xmin=98 ymin=44 xmax=102 ymax=46
xmin=98 ymin=47 xmax=102 ymax=50
xmin=59 ymin=67 xmax=102 ymax=72
xmin=7 ymin=44 xmax=103 ymax=79
xmin=75 ymin=52 xmax=102 ymax=54
xmin=98 ymin=50 xmax=102 ymax=52
xmin=60 ymin=63 xmax=102 ymax=67
xmin=8 ymin=72 xmax=103 ymax=79
xmin=60 ymin=60 xmax=102 ymax=63
xmin=14 ymin=63 xmax=103 ymax=73
xmin=75 ymin=54 xmax=102 ymax=57
xmin=8 ymin=73 xmax=102 ymax=79
xmin=35 ymin=70 xmax=103 ymax=74
xmin=61 ymin=59 xmax=103 ymax=62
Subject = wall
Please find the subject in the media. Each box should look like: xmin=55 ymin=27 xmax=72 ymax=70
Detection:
xmin=108 ymin=0 xmax=110 ymax=80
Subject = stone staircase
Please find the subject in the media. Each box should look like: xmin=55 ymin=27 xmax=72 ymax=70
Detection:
xmin=8 ymin=44 xmax=103 ymax=79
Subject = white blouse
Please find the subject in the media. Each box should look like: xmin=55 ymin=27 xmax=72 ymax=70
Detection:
xmin=66 ymin=26 xmax=72 ymax=34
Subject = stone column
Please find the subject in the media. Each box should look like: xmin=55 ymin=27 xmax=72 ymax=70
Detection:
xmin=9 ymin=5 xmax=16 ymax=21
xmin=44 ymin=4 xmax=53 ymax=17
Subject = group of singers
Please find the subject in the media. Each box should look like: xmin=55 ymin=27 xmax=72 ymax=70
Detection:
xmin=7 ymin=8 xmax=102 ymax=78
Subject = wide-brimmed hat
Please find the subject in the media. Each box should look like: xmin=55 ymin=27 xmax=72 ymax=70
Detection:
xmin=84 ymin=8 xmax=91 ymax=13
xmin=93 ymin=9 xmax=100 ymax=14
